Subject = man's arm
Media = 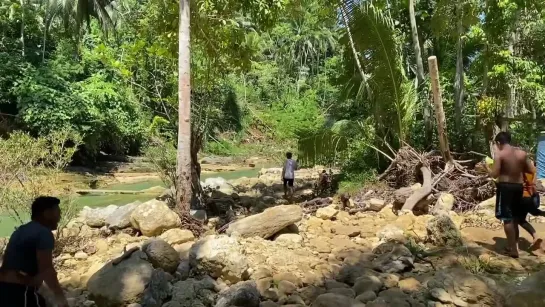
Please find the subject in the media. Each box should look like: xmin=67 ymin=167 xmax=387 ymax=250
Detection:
xmin=37 ymin=233 xmax=68 ymax=307
xmin=281 ymin=161 xmax=286 ymax=180
xmin=525 ymin=155 xmax=536 ymax=175
xmin=489 ymin=152 xmax=501 ymax=179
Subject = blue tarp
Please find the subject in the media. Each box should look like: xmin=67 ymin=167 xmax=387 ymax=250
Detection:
xmin=537 ymin=134 xmax=545 ymax=179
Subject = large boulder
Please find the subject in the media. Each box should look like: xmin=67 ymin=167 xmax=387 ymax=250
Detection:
xmin=506 ymin=269 xmax=545 ymax=307
xmin=106 ymin=201 xmax=141 ymax=229
xmin=215 ymin=281 xmax=260 ymax=307
xmin=426 ymin=215 xmax=463 ymax=247
xmin=189 ymin=235 xmax=249 ymax=283
xmin=130 ymin=199 xmax=181 ymax=236
xmin=143 ymin=239 xmax=180 ymax=273
xmin=81 ymin=205 xmax=119 ymax=228
xmin=226 ymin=205 xmax=303 ymax=239
xmin=87 ymin=250 xmax=171 ymax=307
xmin=427 ymin=268 xmax=502 ymax=307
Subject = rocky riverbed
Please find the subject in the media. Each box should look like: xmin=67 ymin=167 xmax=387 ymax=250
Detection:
xmin=4 ymin=167 xmax=545 ymax=307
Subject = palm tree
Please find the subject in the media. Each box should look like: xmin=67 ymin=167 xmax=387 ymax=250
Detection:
xmin=176 ymin=0 xmax=192 ymax=212
xmin=41 ymin=0 xmax=116 ymax=59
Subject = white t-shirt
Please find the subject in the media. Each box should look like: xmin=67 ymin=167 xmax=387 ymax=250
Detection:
xmin=283 ymin=159 xmax=298 ymax=179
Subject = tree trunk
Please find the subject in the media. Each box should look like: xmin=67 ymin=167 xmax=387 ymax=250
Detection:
xmin=454 ymin=1 xmax=464 ymax=133
xmin=20 ymin=0 xmax=25 ymax=57
xmin=502 ymin=31 xmax=516 ymax=131
xmin=176 ymin=0 xmax=192 ymax=213
xmin=408 ymin=0 xmax=431 ymax=141
xmin=409 ymin=0 xmax=425 ymax=86
xmin=428 ymin=56 xmax=453 ymax=163
xmin=339 ymin=1 xmax=370 ymax=97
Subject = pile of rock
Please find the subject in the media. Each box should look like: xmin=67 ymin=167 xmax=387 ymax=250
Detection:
xmin=50 ymin=166 xmax=545 ymax=307
xmin=79 ymin=199 xmax=181 ymax=236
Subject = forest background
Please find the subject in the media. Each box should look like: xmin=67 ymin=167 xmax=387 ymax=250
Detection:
xmin=1 ymin=0 xmax=545 ymax=191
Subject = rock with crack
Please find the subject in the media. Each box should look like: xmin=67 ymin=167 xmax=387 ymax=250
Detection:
xmin=189 ymin=235 xmax=249 ymax=283
xmin=226 ymin=205 xmax=302 ymax=239
xmin=87 ymin=250 xmax=171 ymax=307
xmin=372 ymin=243 xmax=414 ymax=273
xmin=426 ymin=215 xmax=463 ymax=247
xmin=130 ymin=199 xmax=181 ymax=236
xmin=214 ymin=280 xmax=260 ymax=307
xmin=142 ymin=239 xmax=180 ymax=273
xmin=427 ymin=268 xmax=503 ymax=306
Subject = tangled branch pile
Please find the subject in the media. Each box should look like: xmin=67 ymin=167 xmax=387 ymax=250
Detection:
xmin=379 ymin=146 xmax=495 ymax=211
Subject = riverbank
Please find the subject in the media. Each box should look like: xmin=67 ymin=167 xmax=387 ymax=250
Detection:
xmin=0 ymin=157 xmax=278 ymax=237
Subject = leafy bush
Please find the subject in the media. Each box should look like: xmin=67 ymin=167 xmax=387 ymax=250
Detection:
xmin=0 ymin=130 xmax=82 ymax=231
xmin=144 ymin=137 xmax=177 ymax=189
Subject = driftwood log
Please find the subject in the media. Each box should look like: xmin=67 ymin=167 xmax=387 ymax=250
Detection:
xmin=402 ymin=166 xmax=432 ymax=211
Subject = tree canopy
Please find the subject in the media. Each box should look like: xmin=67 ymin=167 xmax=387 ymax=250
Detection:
xmin=1 ymin=0 xmax=544 ymax=177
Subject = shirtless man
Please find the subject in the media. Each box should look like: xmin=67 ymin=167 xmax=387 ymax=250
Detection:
xmin=487 ymin=132 xmax=535 ymax=258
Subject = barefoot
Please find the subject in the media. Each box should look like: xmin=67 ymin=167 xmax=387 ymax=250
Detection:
xmin=531 ymin=238 xmax=544 ymax=251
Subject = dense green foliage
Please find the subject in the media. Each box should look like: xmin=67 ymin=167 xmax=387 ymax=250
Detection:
xmin=1 ymin=0 xmax=545 ymax=177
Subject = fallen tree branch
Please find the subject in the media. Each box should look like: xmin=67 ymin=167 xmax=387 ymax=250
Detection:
xmin=402 ymin=165 xmax=432 ymax=210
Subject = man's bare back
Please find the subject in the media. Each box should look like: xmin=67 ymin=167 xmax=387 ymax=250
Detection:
xmin=495 ymin=146 xmax=530 ymax=184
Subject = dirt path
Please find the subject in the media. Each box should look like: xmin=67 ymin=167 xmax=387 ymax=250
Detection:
xmin=462 ymin=223 xmax=545 ymax=253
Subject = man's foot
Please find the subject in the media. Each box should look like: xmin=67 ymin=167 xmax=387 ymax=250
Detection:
xmin=530 ymin=238 xmax=543 ymax=251
xmin=502 ymin=247 xmax=519 ymax=258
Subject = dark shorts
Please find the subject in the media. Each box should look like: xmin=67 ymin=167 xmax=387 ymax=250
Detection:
xmin=283 ymin=179 xmax=294 ymax=187
xmin=0 ymin=282 xmax=46 ymax=307
xmin=515 ymin=194 xmax=541 ymax=222
xmin=495 ymin=182 xmax=523 ymax=222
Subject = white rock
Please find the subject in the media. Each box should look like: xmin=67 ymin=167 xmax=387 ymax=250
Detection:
xmin=226 ymin=205 xmax=302 ymax=239
xmin=74 ymin=251 xmax=88 ymax=260
xmin=159 ymin=228 xmax=195 ymax=245
xmin=316 ymin=205 xmax=339 ymax=220
xmin=275 ymin=233 xmax=303 ymax=245
xmin=366 ymin=198 xmax=387 ymax=212
xmin=189 ymin=235 xmax=249 ymax=283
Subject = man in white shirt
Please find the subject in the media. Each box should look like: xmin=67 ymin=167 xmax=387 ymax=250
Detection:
xmin=282 ymin=152 xmax=298 ymax=200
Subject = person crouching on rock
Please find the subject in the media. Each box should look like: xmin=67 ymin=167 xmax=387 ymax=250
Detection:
xmin=0 ymin=196 xmax=68 ymax=307
xmin=514 ymin=158 xmax=545 ymax=250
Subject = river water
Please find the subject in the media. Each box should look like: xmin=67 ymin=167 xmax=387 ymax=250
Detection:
xmin=0 ymin=167 xmax=264 ymax=237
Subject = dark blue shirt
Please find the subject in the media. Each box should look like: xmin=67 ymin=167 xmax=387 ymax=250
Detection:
xmin=1 ymin=221 xmax=54 ymax=276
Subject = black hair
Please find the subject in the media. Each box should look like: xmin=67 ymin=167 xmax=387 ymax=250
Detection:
xmin=286 ymin=152 xmax=293 ymax=159
xmin=31 ymin=196 xmax=60 ymax=220
xmin=495 ymin=131 xmax=511 ymax=145
xmin=322 ymin=170 xmax=326 ymax=173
